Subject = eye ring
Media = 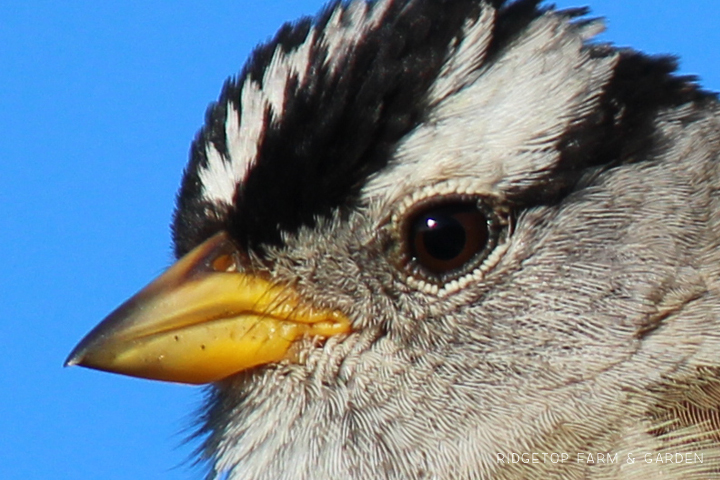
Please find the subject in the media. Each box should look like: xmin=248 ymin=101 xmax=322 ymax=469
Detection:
xmin=396 ymin=194 xmax=508 ymax=285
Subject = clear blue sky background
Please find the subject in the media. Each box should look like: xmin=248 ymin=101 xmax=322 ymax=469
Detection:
xmin=2 ymin=1 xmax=718 ymax=479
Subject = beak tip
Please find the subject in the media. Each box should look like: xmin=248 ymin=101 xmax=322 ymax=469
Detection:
xmin=64 ymin=345 xmax=85 ymax=368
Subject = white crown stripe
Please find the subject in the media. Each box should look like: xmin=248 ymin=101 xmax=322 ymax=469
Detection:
xmin=198 ymin=25 xmax=323 ymax=206
xmin=364 ymin=14 xmax=618 ymax=208
xmin=320 ymin=0 xmax=391 ymax=74
xmin=429 ymin=6 xmax=495 ymax=105
xmin=198 ymin=1 xmax=396 ymax=207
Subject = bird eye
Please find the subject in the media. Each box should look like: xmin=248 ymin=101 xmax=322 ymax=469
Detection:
xmin=401 ymin=198 xmax=505 ymax=283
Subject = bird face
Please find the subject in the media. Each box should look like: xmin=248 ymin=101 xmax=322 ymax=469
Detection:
xmin=67 ymin=0 xmax=720 ymax=478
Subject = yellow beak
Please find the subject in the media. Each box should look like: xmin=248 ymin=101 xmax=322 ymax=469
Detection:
xmin=65 ymin=232 xmax=351 ymax=384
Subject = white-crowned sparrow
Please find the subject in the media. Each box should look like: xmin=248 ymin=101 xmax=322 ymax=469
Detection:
xmin=66 ymin=0 xmax=720 ymax=478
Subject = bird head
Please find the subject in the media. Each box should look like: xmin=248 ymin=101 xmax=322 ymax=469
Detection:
xmin=67 ymin=0 xmax=720 ymax=478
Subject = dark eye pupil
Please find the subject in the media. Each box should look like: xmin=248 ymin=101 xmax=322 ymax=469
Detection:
xmin=408 ymin=203 xmax=490 ymax=276
xmin=418 ymin=216 xmax=467 ymax=261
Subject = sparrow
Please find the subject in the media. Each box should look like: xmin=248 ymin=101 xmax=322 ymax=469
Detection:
xmin=66 ymin=0 xmax=720 ymax=478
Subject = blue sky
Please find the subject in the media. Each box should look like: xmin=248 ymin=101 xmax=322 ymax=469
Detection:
xmin=1 ymin=1 xmax=718 ymax=479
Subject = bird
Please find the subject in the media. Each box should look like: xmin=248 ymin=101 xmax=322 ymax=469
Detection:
xmin=66 ymin=0 xmax=720 ymax=478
